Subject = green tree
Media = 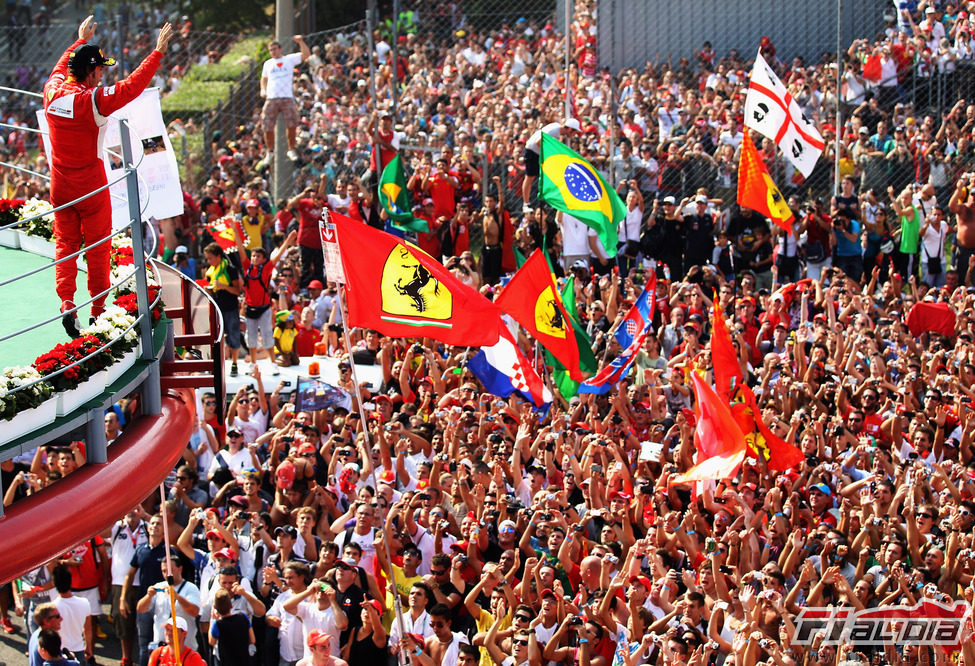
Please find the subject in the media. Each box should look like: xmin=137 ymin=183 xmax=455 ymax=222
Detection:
xmin=185 ymin=0 xmax=270 ymax=32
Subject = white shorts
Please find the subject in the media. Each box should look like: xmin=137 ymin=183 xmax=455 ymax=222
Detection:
xmin=246 ymin=306 xmax=274 ymax=350
xmin=74 ymin=586 xmax=102 ymax=615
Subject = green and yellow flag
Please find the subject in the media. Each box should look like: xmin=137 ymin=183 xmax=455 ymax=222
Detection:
xmin=378 ymin=154 xmax=429 ymax=233
xmin=539 ymin=133 xmax=624 ymax=254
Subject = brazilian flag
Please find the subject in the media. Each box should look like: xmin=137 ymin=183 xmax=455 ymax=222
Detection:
xmin=539 ymin=133 xmax=623 ymax=254
xmin=378 ymin=155 xmax=429 ymax=233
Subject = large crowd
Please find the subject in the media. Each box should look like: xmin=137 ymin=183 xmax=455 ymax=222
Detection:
xmin=6 ymin=0 xmax=975 ymax=665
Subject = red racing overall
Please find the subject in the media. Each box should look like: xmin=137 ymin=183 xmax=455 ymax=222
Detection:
xmin=43 ymin=38 xmax=161 ymax=317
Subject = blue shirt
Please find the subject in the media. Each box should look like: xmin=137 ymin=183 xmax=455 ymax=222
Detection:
xmin=834 ymin=218 xmax=861 ymax=257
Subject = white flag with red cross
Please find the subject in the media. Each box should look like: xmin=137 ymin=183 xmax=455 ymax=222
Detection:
xmin=744 ymin=50 xmax=825 ymax=178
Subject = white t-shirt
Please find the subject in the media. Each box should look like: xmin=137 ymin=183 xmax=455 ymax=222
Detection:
xmin=262 ymin=52 xmax=303 ymax=99
xmin=525 ymin=122 xmax=563 ymax=155
xmin=921 ymin=219 xmax=948 ymax=258
xmin=110 ymin=520 xmax=148 ymax=585
xmin=54 ymin=594 xmax=90 ymax=653
xmin=333 ymin=527 xmax=377 ymax=574
xmin=149 ymin=580 xmax=201 ymax=649
xmin=561 ymin=213 xmax=590 ymax=256
xmin=295 ymin=602 xmax=342 ymax=659
xmin=619 ymin=205 xmax=642 ymax=246
xmin=268 ymin=590 xmax=305 ymax=662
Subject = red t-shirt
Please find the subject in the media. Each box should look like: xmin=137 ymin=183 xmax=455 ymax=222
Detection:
xmin=415 ymin=212 xmax=441 ymax=258
xmin=428 ymin=172 xmax=457 ymax=219
xmin=241 ymin=257 xmax=275 ymax=308
xmin=296 ymin=198 xmax=323 ymax=249
xmin=63 ymin=537 xmax=105 ymax=590
xmin=295 ymin=325 xmax=322 ymax=357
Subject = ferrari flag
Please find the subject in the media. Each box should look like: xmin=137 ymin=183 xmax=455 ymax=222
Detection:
xmin=331 ymin=211 xmax=501 ymax=346
xmin=496 ymin=250 xmax=583 ymax=381
xmin=378 ymin=154 xmax=429 ymax=233
xmin=745 ymin=50 xmax=825 ymax=178
xmin=539 ymin=133 xmax=622 ymax=253
xmin=738 ymin=132 xmax=794 ymax=234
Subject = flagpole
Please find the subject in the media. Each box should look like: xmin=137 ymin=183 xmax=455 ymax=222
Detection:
xmin=833 ymin=0 xmax=843 ymax=197
xmin=158 ymin=483 xmax=183 ymax=666
xmin=564 ymin=0 xmax=572 ymax=121
xmin=331 ymin=213 xmax=410 ymax=663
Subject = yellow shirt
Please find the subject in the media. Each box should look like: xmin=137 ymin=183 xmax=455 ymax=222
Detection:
xmin=274 ymin=326 xmax=298 ymax=353
xmin=475 ymin=609 xmax=511 ymax=666
xmin=240 ymin=213 xmax=267 ymax=251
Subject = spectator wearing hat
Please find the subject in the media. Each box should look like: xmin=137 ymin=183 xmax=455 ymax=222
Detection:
xmin=135 ymin=550 xmax=200 ymax=653
xmin=146 ymin=616 xmax=205 ymax=665
xmin=287 ymin=187 xmax=327 ymax=289
xmin=203 ymin=241 xmax=244 ymax=376
xmin=557 ymin=211 xmax=592 ymax=274
xmin=297 ymin=629 xmax=347 ymax=666
xmin=683 ymin=194 xmax=716 ymax=270
xmin=170 ymin=245 xmax=197 ymax=280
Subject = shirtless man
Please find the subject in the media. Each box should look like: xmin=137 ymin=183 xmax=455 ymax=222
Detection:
xmin=478 ymin=193 xmax=502 ymax=286
xmin=949 ymin=176 xmax=975 ymax=285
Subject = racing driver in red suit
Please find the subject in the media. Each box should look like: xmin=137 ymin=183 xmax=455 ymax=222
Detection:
xmin=43 ymin=16 xmax=173 ymax=336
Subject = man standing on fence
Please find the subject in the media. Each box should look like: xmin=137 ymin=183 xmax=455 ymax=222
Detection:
xmin=260 ymin=35 xmax=310 ymax=163
xmin=44 ymin=15 xmax=173 ymax=337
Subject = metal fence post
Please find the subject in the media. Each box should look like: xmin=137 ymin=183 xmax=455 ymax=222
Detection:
xmin=120 ymin=119 xmax=162 ymax=415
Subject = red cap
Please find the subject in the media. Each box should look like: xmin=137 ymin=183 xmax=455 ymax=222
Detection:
xmin=629 ymin=575 xmax=652 ymax=588
xmin=245 ymin=198 xmax=260 ymax=208
xmin=539 ymin=588 xmax=558 ymax=600
xmin=204 ymin=529 xmax=224 ymax=541
xmin=307 ymin=629 xmax=331 ymax=647
xmin=308 ymin=280 xmax=324 ymax=289
xmin=214 ymin=547 xmax=237 ymax=561
xmin=760 ymin=36 xmax=771 ymax=46
xmin=363 ymin=599 xmax=383 ymax=615
xmin=276 ymin=459 xmax=296 ymax=490
xmin=298 ymin=442 xmax=316 ymax=456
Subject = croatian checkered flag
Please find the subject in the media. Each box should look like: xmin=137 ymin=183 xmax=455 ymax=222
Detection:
xmin=744 ymin=50 xmax=825 ymax=178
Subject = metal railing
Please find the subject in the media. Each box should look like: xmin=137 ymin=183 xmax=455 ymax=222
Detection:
xmin=0 ymin=114 xmax=160 ymax=409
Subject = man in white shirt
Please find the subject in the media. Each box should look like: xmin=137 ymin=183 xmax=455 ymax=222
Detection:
xmin=109 ymin=507 xmax=149 ymax=665
xmin=558 ymin=211 xmax=590 ymax=272
xmin=282 ymin=578 xmax=349 ymax=660
xmin=260 ymin=35 xmax=310 ymax=161
xmin=267 ymin=562 xmax=313 ymax=666
xmin=51 ymin=565 xmax=91 ymax=662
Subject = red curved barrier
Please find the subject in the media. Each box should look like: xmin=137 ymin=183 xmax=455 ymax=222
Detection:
xmin=0 ymin=390 xmax=195 ymax=584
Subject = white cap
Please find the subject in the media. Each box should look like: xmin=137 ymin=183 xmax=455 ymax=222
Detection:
xmin=563 ymin=118 xmax=581 ymax=132
xmin=164 ymin=616 xmax=188 ymax=632
xmin=174 ymin=245 xmax=188 ymax=254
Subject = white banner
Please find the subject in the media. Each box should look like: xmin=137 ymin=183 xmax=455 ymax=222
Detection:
xmin=319 ymin=215 xmax=346 ymax=284
xmin=744 ymin=51 xmax=825 ymax=179
xmin=37 ymin=87 xmax=184 ymax=231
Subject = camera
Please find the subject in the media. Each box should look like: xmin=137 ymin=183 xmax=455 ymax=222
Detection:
xmin=569 ymin=616 xmax=584 ymax=626
xmin=412 ymin=344 xmax=424 ymax=354
xmin=639 ymin=482 xmax=654 ymax=495
xmin=239 ymin=511 xmax=250 ymax=520
xmin=384 ymin=424 xmax=393 ymax=432
xmin=418 ymin=493 xmax=430 ymax=501
xmin=573 ymin=524 xmax=585 ymax=533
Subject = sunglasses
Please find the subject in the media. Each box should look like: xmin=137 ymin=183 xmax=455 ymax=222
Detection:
xmin=203 ymin=400 xmax=216 ymax=406
xmin=513 ymin=638 xmax=529 ymax=646
xmin=431 ymin=569 xmax=447 ymax=576
xmin=514 ymin=614 xmax=532 ymax=622
xmin=430 ymin=621 xmax=447 ymax=628
xmin=228 ymin=433 xmax=243 ymax=439
xmin=918 ymin=513 xmax=934 ymax=519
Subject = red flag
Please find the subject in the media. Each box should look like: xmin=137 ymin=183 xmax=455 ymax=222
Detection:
xmin=672 ymin=373 xmax=747 ymax=483
xmin=207 ymin=216 xmax=243 ymax=252
xmin=672 ymin=448 xmax=746 ymax=484
xmin=497 ymin=250 xmax=583 ymax=381
xmin=710 ymin=298 xmax=742 ymax=399
xmin=771 ymin=278 xmax=813 ymax=310
xmin=738 ymin=132 xmax=795 ymax=234
xmin=332 ymin=211 xmax=503 ymax=347
xmin=739 ymin=384 xmax=804 ymax=471
xmin=862 ymin=54 xmax=882 ymax=82
xmin=906 ymin=302 xmax=956 ymax=339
